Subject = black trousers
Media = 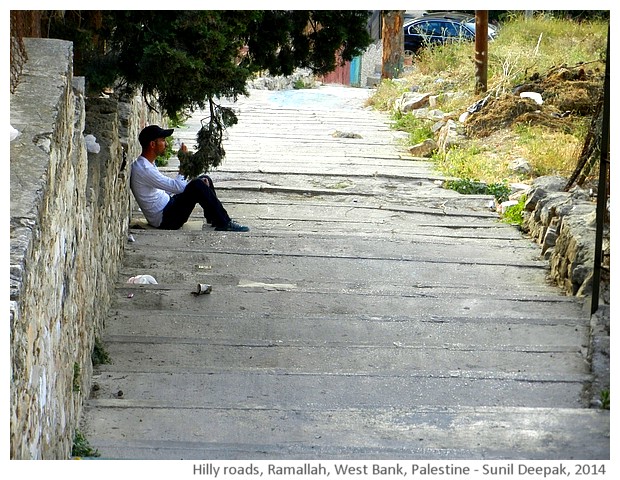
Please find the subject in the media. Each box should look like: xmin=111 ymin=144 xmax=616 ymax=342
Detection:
xmin=159 ymin=176 xmax=231 ymax=230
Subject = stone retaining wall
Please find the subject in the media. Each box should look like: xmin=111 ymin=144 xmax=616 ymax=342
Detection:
xmin=521 ymin=175 xmax=610 ymax=403
xmin=522 ymin=175 xmax=608 ymax=300
xmin=9 ymin=38 xmax=162 ymax=459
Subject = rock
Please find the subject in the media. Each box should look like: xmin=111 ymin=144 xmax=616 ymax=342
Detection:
xmin=524 ymin=175 xmax=568 ymax=211
xmin=508 ymin=183 xmax=531 ymax=201
xmin=500 ymin=200 xmax=519 ymax=214
xmin=510 ymin=182 xmax=531 ymax=193
xmin=412 ymin=108 xmax=446 ymax=121
xmin=332 ymin=131 xmax=362 ymax=139
xmin=246 ymin=68 xmax=316 ymax=91
xmin=541 ymin=225 xmax=558 ymax=254
xmin=397 ymin=92 xmax=431 ymax=112
xmin=531 ymin=175 xmax=568 ymax=192
xmin=429 ymin=91 xmax=461 ymax=108
xmin=509 ymin=157 xmax=533 ymax=175
xmin=85 ymin=134 xmax=100 ymax=153
xmin=408 ymin=138 xmax=437 ymax=157
xmin=437 ymin=119 xmax=466 ymax=152
xmin=431 ymin=120 xmax=446 ymax=134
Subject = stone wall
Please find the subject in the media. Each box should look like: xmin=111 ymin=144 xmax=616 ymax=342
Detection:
xmin=9 ymin=37 xmax=162 ymax=459
xmin=522 ymin=175 xmax=607 ymax=299
xmin=521 ymin=175 xmax=610 ymax=403
xmin=360 ymin=40 xmax=383 ymax=87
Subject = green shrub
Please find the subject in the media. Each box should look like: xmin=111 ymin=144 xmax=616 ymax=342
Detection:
xmin=501 ymin=195 xmax=526 ymax=225
xmin=444 ymin=178 xmax=511 ymax=203
xmin=72 ymin=430 xmax=100 ymax=458
xmin=92 ymin=337 xmax=112 ymax=366
xmin=155 ymin=136 xmax=174 ymax=167
xmin=600 ymin=389 xmax=610 ymax=410
xmin=391 ymin=112 xmax=434 ymax=144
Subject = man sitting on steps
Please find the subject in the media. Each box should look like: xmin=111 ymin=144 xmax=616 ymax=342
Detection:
xmin=130 ymin=125 xmax=249 ymax=232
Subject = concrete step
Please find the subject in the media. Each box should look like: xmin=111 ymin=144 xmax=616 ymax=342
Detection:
xmin=83 ymin=405 xmax=609 ymax=460
xmin=88 ymin=369 xmax=591 ymax=410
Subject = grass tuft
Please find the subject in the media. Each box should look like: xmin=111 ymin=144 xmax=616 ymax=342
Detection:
xmin=72 ymin=430 xmax=100 ymax=458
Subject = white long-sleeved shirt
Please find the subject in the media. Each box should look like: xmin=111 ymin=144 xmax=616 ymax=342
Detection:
xmin=130 ymin=156 xmax=188 ymax=227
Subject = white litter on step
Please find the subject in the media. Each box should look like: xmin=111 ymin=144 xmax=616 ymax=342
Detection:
xmin=127 ymin=275 xmax=158 ymax=284
xmin=10 ymin=125 xmax=20 ymax=141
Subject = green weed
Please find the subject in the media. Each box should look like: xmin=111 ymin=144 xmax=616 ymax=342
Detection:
xmin=365 ymin=78 xmax=410 ymax=110
xmin=293 ymin=78 xmax=315 ymax=89
xmin=155 ymin=136 xmax=174 ymax=167
xmin=444 ymin=178 xmax=511 ymax=203
xmin=92 ymin=337 xmax=112 ymax=366
xmin=432 ymin=145 xmax=501 ymax=182
xmin=514 ymin=123 xmax=586 ymax=177
xmin=501 ymin=195 xmax=527 ymax=225
xmin=600 ymin=389 xmax=610 ymax=410
xmin=391 ymin=112 xmax=434 ymax=144
xmin=72 ymin=430 xmax=100 ymax=458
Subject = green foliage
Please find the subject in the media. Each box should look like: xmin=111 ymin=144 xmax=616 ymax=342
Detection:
xmin=293 ymin=78 xmax=315 ymax=89
xmin=44 ymin=11 xmax=371 ymax=176
xmin=501 ymin=195 xmax=526 ymax=225
xmin=92 ymin=338 xmax=112 ymax=366
xmin=432 ymin=145 xmax=500 ymax=181
xmin=514 ymin=123 xmax=585 ymax=177
xmin=72 ymin=430 xmax=100 ymax=458
xmin=244 ymin=11 xmax=371 ymax=77
xmin=486 ymin=182 xmax=512 ymax=204
xmin=45 ymin=11 xmax=371 ymax=117
xmin=444 ymin=178 xmax=511 ymax=203
xmin=155 ymin=136 xmax=174 ymax=167
xmin=494 ymin=13 xmax=608 ymax=70
xmin=600 ymin=389 xmax=610 ymax=410
xmin=97 ymin=11 xmax=254 ymax=116
xmin=391 ymin=112 xmax=434 ymax=144
xmin=178 ymin=101 xmax=239 ymax=178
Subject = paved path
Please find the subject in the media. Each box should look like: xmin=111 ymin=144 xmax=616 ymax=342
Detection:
xmin=82 ymin=85 xmax=609 ymax=460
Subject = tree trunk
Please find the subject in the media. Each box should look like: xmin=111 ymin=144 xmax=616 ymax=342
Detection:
xmin=381 ymin=10 xmax=404 ymax=80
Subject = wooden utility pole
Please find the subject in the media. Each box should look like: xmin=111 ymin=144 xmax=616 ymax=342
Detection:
xmin=381 ymin=10 xmax=404 ymax=79
xmin=474 ymin=10 xmax=489 ymax=94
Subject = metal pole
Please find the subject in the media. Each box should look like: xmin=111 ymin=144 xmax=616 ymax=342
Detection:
xmin=590 ymin=24 xmax=610 ymax=315
xmin=474 ymin=11 xmax=488 ymax=95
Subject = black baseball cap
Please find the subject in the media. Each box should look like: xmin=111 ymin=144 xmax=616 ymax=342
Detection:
xmin=139 ymin=125 xmax=174 ymax=147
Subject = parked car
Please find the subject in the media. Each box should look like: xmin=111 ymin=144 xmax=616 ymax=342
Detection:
xmin=404 ymin=12 xmax=498 ymax=54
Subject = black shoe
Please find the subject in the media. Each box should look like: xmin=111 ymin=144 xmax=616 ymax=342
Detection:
xmin=214 ymin=220 xmax=250 ymax=232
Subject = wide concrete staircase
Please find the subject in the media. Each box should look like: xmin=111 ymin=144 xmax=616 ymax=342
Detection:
xmin=81 ymin=86 xmax=609 ymax=460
